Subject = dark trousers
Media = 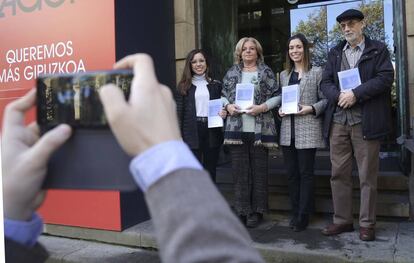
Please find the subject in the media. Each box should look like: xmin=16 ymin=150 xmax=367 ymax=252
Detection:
xmin=229 ymin=133 xmax=268 ymax=216
xmin=282 ymin=141 xmax=316 ymax=224
xmin=191 ymin=120 xmax=220 ymax=182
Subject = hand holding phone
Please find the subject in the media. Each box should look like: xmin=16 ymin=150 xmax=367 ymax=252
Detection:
xmin=36 ymin=69 xmax=137 ymax=191
xmin=99 ymin=54 xmax=181 ymax=156
xmin=2 ymin=90 xmax=72 ymax=220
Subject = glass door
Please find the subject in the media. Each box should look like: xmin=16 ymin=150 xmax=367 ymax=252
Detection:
xmin=289 ymin=0 xmax=399 ymax=172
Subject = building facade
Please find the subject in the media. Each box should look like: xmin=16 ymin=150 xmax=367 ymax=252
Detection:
xmin=174 ymin=0 xmax=414 ymax=218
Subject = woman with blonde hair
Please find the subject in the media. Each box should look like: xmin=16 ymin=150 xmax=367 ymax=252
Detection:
xmin=222 ymin=37 xmax=279 ymax=228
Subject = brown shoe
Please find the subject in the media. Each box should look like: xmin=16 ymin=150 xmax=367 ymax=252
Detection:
xmin=321 ymin=223 xmax=354 ymax=236
xmin=359 ymin=227 xmax=375 ymax=241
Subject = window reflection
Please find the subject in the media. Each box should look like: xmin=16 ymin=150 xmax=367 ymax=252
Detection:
xmin=289 ymin=0 xmax=392 ymax=67
xmin=200 ymin=0 xmax=394 ymax=83
xmin=290 ymin=6 xmax=327 ymax=67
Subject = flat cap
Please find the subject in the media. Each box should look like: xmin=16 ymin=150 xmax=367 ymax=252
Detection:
xmin=336 ymin=9 xmax=364 ymax=23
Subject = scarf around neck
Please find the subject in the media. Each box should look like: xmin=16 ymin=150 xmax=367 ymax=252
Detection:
xmin=222 ymin=62 xmax=279 ymax=148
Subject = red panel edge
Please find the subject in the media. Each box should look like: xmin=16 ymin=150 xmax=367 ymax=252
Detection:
xmin=38 ymin=190 xmax=122 ymax=231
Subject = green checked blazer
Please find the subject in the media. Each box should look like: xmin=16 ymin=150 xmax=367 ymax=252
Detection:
xmin=279 ymin=66 xmax=327 ymax=149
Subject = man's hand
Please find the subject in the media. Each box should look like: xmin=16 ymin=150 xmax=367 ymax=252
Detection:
xmin=338 ymin=91 xmax=356 ymax=109
xmin=99 ymin=54 xmax=181 ymax=156
xmin=2 ymin=89 xmax=72 ymax=221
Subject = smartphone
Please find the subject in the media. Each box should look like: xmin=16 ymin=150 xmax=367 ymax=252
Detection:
xmin=37 ymin=70 xmax=137 ymax=191
xmin=37 ymin=69 xmax=133 ymax=130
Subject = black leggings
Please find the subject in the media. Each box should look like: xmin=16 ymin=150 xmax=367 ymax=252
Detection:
xmin=191 ymin=120 xmax=220 ymax=182
xmin=282 ymin=140 xmax=316 ymax=220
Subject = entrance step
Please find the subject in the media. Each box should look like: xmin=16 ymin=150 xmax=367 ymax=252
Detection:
xmin=217 ymin=185 xmax=410 ymax=218
xmin=267 ymin=149 xmax=402 ymax=172
xmin=217 ymin=163 xmax=409 ymax=191
xmin=39 ymin=235 xmax=160 ymax=263
xmin=42 ymin=214 xmax=414 ymax=263
xmin=216 ymin=160 xmax=410 ymax=217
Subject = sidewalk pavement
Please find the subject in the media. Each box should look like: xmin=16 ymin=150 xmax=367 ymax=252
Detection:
xmin=41 ymin=212 xmax=414 ymax=263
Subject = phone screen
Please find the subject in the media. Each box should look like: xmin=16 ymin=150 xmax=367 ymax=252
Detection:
xmin=37 ymin=70 xmax=132 ymax=129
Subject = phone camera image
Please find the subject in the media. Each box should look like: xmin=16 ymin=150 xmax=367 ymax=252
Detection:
xmin=37 ymin=70 xmax=132 ymax=130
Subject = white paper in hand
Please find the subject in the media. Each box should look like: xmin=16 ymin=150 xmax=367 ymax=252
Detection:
xmin=338 ymin=68 xmax=361 ymax=91
xmin=208 ymin=99 xmax=223 ymax=128
xmin=281 ymin=84 xmax=299 ymax=114
xmin=235 ymin=83 xmax=254 ymax=111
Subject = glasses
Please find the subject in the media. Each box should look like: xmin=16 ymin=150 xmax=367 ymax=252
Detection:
xmin=340 ymin=19 xmax=362 ymax=30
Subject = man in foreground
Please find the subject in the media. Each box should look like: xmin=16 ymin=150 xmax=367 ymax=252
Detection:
xmin=2 ymin=54 xmax=264 ymax=262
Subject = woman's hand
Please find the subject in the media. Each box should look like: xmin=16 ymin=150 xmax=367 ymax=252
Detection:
xmin=246 ymin=104 xmax=267 ymax=116
xmin=219 ymin=108 xmax=227 ymax=119
xmin=297 ymin=104 xmax=313 ymax=115
xmin=278 ymin=108 xmax=286 ymax=117
xmin=226 ymin=104 xmax=241 ymax=116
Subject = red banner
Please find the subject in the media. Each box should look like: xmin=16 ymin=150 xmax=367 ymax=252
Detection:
xmin=0 ymin=0 xmax=123 ymax=230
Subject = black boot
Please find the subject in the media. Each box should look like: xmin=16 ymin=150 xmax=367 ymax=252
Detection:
xmin=238 ymin=215 xmax=247 ymax=226
xmin=289 ymin=213 xmax=298 ymax=229
xmin=246 ymin=213 xmax=263 ymax=228
xmin=293 ymin=214 xmax=309 ymax=232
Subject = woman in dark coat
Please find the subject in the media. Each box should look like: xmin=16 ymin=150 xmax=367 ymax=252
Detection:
xmin=176 ymin=49 xmax=226 ymax=181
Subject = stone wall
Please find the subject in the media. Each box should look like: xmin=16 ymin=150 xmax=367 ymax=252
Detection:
xmin=407 ymin=1 xmax=414 ymax=122
xmin=174 ymin=0 xmax=196 ymax=84
xmin=406 ymin=0 xmax=414 ymax=219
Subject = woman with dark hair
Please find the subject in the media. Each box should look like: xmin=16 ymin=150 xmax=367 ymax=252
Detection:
xmin=279 ymin=33 xmax=327 ymax=232
xmin=222 ymin=37 xmax=280 ymax=228
xmin=176 ymin=49 xmax=226 ymax=181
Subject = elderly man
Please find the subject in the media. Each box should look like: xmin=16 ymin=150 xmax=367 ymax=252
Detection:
xmin=320 ymin=9 xmax=394 ymax=241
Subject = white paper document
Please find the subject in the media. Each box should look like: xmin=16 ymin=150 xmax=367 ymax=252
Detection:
xmin=281 ymin=84 xmax=299 ymax=114
xmin=208 ymin=99 xmax=223 ymax=128
xmin=235 ymin=83 xmax=254 ymax=111
xmin=337 ymin=68 xmax=361 ymax=91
